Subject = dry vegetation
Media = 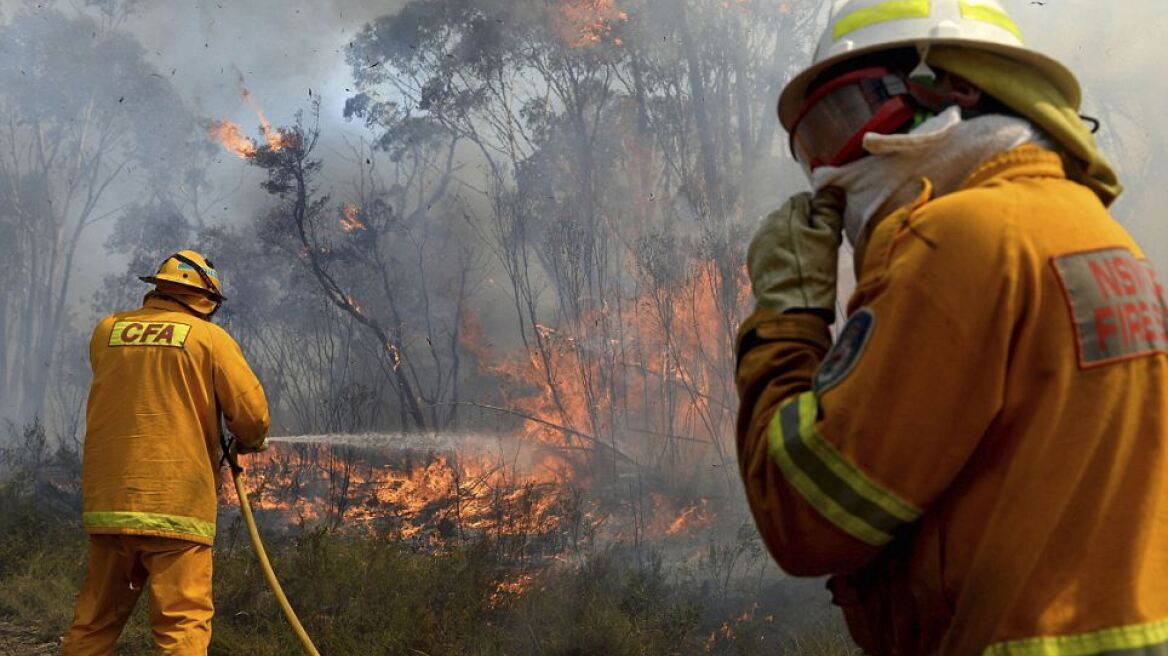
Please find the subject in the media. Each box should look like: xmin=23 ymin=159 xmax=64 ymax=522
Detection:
xmin=0 ymin=3 xmax=867 ymax=653
xmin=0 ymin=421 xmax=857 ymax=655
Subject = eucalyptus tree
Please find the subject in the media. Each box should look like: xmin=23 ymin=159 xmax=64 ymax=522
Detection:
xmin=0 ymin=7 xmax=196 ymax=423
xmin=342 ymin=0 xmax=824 ymax=483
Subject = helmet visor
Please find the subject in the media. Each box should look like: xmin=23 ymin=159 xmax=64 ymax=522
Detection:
xmin=790 ymin=67 xmax=917 ymax=175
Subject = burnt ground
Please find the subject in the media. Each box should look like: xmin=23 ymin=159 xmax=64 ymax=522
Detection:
xmin=0 ymin=621 xmax=58 ymax=656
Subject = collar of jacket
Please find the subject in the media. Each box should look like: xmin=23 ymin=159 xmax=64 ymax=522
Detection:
xmin=143 ymin=292 xmax=210 ymax=319
xmin=853 ymin=145 xmax=1065 ymax=275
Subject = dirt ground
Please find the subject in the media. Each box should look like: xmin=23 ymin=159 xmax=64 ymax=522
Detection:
xmin=0 ymin=621 xmax=58 ymax=656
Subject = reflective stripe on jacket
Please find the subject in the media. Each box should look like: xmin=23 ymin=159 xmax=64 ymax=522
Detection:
xmin=735 ymin=146 xmax=1168 ymax=655
xmin=82 ymin=295 xmax=269 ymax=545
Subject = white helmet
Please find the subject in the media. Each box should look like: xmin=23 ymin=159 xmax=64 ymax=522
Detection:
xmin=777 ymin=0 xmax=1081 ymax=131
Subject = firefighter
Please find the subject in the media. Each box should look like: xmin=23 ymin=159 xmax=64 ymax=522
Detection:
xmin=737 ymin=1 xmax=1168 ymax=654
xmin=63 ymin=250 xmax=269 ymax=655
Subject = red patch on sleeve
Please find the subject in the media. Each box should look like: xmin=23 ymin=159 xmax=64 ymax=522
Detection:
xmin=1051 ymin=247 xmax=1168 ymax=369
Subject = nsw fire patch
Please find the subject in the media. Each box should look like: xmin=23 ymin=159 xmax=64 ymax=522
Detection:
xmin=108 ymin=321 xmax=192 ymax=349
xmin=1052 ymin=248 xmax=1168 ymax=368
xmin=814 ymin=308 xmax=875 ymax=395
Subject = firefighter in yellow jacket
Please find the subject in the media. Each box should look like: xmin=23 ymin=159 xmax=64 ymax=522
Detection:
xmin=737 ymin=1 xmax=1168 ymax=654
xmin=64 ymin=250 xmax=269 ymax=655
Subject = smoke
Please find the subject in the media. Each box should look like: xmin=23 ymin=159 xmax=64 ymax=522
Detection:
xmin=125 ymin=1 xmax=401 ymax=120
xmin=0 ymin=0 xmax=405 ymax=303
xmin=0 ymin=0 xmax=1160 ymax=306
xmin=1 ymin=0 xmax=1166 ymax=433
xmin=1013 ymin=0 xmax=1168 ymax=261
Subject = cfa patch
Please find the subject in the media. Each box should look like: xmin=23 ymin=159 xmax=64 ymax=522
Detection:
xmin=108 ymin=321 xmax=192 ymax=349
xmin=814 ymin=308 xmax=875 ymax=395
xmin=1052 ymin=247 xmax=1168 ymax=368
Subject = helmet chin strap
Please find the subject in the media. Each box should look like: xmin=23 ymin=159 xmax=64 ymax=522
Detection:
xmin=152 ymin=291 xmax=219 ymax=319
xmin=168 ymin=252 xmax=224 ymax=317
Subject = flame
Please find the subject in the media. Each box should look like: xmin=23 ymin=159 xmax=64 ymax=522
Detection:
xmin=222 ymin=442 xmax=572 ymax=543
xmin=340 ymin=203 xmax=367 ymax=232
xmin=704 ymin=603 xmax=763 ymax=652
xmin=208 ymin=120 xmax=257 ymax=158
xmin=552 ymin=0 xmax=629 ymax=48
xmin=666 ymin=498 xmax=713 ymax=536
xmin=463 ymin=259 xmax=746 ymax=457
xmin=208 ymin=78 xmax=291 ymax=157
xmin=454 ymin=258 xmax=747 ymax=554
xmin=217 ymin=205 xmax=748 ymax=558
xmin=386 ymin=341 xmax=402 ymax=370
xmin=240 ymin=83 xmax=292 ymax=151
xmin=489 ymin=572 xmax=536 ymax=608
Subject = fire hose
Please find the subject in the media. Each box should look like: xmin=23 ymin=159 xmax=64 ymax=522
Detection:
xmin=221 ymin=436 xmax=322 ymax=656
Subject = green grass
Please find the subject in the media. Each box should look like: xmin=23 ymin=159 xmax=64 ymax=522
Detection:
xmin=208 ymin=535 xmax=712 ymax=655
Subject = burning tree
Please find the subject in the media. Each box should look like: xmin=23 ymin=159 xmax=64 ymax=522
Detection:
xmin=340 ymin=0 xmax=827 ymax=490
xmin=211 ymin=101 xmax=479 ymax=434
xmin=197 ymin=0 xmax=833 ymax=558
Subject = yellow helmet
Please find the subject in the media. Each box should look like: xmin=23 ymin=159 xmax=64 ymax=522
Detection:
xmin=139 ymin=250 xmax=225 ymax=301
xmin=777 ymin=0 xmax=1080 ymax=131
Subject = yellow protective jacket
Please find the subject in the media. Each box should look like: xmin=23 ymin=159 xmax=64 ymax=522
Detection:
xmin=82 ymin=295 xmax=269 ymax=546
xmin=736 ymin=146 xmax=1168 ymax=655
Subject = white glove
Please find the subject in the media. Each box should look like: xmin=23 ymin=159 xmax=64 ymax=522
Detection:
xmin=747 ymin=188 xmax=846 ymax=319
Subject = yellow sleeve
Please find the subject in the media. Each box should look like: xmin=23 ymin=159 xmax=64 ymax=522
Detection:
xmin=766 ymin=191 xmax=1012 ymax=551
xmin=735 ymin=310 xmax=882 ymax=576
xmin=211 ymin=327 xmax=270 ymax=448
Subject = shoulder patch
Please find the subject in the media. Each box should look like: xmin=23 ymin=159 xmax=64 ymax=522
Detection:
xmin=814 ymin=308 xmax=875 ymax=395
xmin=1051 ymin=247 xmax=1168 ymax=368
xmin=108 ymin=321 xmax=192 ymax=349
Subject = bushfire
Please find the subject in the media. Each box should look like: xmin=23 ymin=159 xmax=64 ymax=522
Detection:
xmin=203 ymin=47 xmax=744 ymax=567
xmin=221 ymin=437 xmax=717 ymax=551
xmin=339 ymin=203 xmax=366 ymax=232
xmin=207 ymin=119 xmax=257 ymax=158
xmin=208 ymin=81 xmax=292 ymax=157
xmin=221 ymin=255 xmax=742 ymax=555
xmin=240 ymin=84 xmax=293 ymax=151
xmin=552 ymin=0 xmax=629 ymax=48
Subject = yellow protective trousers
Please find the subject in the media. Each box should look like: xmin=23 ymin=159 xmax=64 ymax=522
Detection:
xmin=63 ymin=535 xmax=213 ymax=656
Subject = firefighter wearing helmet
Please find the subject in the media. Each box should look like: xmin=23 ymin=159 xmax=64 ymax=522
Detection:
xmin=736 ymin=1 xmax=1167 ymax=654
xmin=64 ymin=250 xmax=269 ymax=655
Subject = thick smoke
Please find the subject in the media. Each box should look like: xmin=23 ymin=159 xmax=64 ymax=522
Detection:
xmin=0 ymin=0 xmax=1164 ymax=433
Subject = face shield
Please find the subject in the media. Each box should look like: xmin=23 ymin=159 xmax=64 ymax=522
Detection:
xmin=789 ymin=67 xmax=920 ymax=176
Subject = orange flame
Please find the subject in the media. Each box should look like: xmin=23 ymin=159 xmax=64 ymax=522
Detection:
xmin=667 ymin=499 xmax=712 ymax=536
xmin=222 ymin=442 xmax=571 ymax=544
xmin=456 ymin=248 xmax=750 ymax=549
xmin=463 ymin=259 xmax=746 ymax=456
xmin=208 ymin=79 xmax=291 ymax=157
xmin=240 ymin=83 xmax=292 ymax=151
xmin=386 ymin=341 xmax=402 ymax=371
xmin=218 ymin=200 xmax=748 ymax=554
xmin=489 ymin=573 xmax=536 ymax=608
xmin=552 ymin=0 xmax=628 ymax=48
xmin=340 ymin=203 xmax=367 ymax=233
xmin=345 ymin=294 xmax=364 ymax=316
xmin=208 ymin=120 xmax=257 ymax=158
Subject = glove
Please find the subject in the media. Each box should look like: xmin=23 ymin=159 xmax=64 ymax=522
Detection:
xmin=747 ymin=188 xmax=846 ymax=319
xmin=235 ymin=439 xmax=269 ymax=455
